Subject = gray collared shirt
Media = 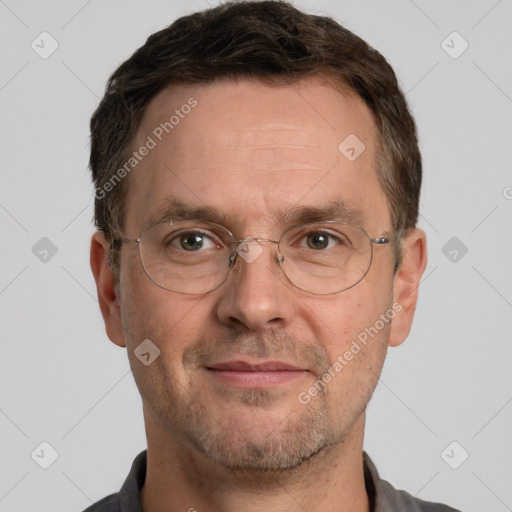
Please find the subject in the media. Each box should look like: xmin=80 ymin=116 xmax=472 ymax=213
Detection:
xmin=82 ymin=451 xmax=461 ymax=512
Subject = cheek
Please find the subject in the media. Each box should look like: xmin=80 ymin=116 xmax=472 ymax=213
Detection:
xmin=311 ymin=280 xmax=392 ymax=359
xmin=313 ymin=291 xmax=391 ymax=421
xmin=119 ymin=255 xmax=219 ymax=371
xmin=119 ymin=258 xmax=178 ymax=349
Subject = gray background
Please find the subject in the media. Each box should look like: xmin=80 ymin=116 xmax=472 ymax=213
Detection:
xmin=1 ymin=1 xmax=511 ymax=511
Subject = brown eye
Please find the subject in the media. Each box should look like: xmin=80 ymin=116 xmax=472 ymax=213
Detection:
xmin=167 ymin=230 xmax=223 ymax=252
xmin=306 ymin=232 xmax=330 ymax=250
xmin=179 ymin=233 xmax=205 ymax=251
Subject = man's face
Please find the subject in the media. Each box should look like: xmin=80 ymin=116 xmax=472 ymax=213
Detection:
xmin=96 ymin=77 xmax=418 ymax=471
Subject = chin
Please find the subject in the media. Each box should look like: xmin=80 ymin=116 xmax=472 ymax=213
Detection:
xmin=184 ymin=398 xmax=336 ymax=472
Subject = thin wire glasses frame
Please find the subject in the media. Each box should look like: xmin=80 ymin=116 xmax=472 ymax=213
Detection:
xmin=116 ymin=219 xmax=395 ymax=295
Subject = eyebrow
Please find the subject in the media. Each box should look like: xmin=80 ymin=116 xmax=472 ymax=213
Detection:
xmin=148 ymin=199 xmax=365 ymax=230
xmin=276 ymin=201 xmax=364 ymax=226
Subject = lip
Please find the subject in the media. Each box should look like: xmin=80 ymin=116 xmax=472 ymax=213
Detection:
xmin=208 ymin=361 xmax=303 ymax=371
xmin=205 ymin=360 xmax=308 ymax=388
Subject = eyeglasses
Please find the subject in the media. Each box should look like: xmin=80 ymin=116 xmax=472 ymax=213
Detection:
xmin=117 ymin=219 xmax=394 ymax=295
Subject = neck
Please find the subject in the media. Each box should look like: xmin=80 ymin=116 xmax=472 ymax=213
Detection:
xmin=140 ymin=406 xmax=370 ymax=512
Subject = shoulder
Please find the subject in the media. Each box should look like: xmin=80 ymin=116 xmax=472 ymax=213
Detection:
xmin=81 ymin=493 xmax=119 ymax=512
xmin=364 ymin=452 xmax=462 ymax=512
xmin=379 ymin=478 xmax=462 ymax=511
xmin=79 ymin=450 xmax=147 ymax=512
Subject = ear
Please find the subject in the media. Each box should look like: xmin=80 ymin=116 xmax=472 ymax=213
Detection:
xmin=90 ymin=231 xmax=126 ymax=347
xmin=388 ymin=228 xmax=427 ymax=348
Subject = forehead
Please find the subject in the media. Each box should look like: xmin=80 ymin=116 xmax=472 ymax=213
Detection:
xmin=124 ymin=77 xmax=391 ymax=235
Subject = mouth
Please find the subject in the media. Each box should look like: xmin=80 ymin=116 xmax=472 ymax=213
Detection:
xmin=205 ymin=360 xmax=309 ymax=388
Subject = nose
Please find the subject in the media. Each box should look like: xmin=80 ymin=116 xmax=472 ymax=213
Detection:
xmin=215 ymin=239 xmax=296 ymax=332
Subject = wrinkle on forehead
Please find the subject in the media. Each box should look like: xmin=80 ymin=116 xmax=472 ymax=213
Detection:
xmin=167 ymin=150 xmax=339 ymax=175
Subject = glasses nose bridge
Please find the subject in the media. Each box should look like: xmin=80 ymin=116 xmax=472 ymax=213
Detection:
xmin=234 ymin=237 xmax=282 ymax=259
xmin=234 ymin=237 xmax=280 ymax=246
xmin=229 ymin=237 xmax=283 ymax=269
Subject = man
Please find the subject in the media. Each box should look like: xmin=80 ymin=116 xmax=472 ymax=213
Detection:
xmin=86 ymin=1 xmax=459 ymax=511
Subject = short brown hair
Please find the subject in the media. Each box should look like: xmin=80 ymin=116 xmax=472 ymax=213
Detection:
xmin=90 ymin=0 xmax=421 ymax=272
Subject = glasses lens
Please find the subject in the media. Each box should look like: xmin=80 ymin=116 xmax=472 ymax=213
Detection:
xmin=137 ymin=220 xmax=373 ymax=295
xmin=279 ymin=223 xmax=372 ymax=294
xmin=139 ymin=220 xmax=235 ymax=294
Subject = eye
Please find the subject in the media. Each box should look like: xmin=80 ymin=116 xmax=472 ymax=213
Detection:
xmin=300 ymin=230 xmax=347 ymax=250
xmin=169 ymin=230 xmax=221 ymax=251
